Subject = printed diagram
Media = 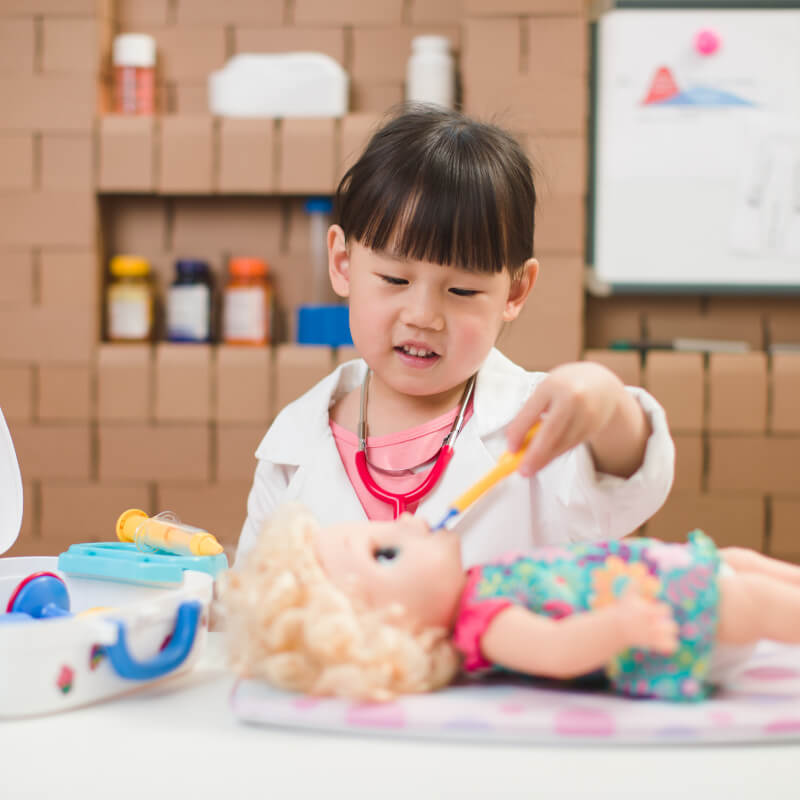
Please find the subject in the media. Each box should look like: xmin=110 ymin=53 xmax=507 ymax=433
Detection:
xmin=642 ymin=65 xmax=754 ymax=107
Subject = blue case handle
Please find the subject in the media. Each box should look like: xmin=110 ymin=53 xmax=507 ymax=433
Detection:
xmin=105 ymin=601 xmax=202 ymax=681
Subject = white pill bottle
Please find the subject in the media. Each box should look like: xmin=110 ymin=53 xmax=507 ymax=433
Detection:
xmin=405 ymin=35 xmax=455 ymax=109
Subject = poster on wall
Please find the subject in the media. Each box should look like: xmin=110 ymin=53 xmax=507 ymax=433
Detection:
xmin=590 ymin=8 xmax=800 ymax=293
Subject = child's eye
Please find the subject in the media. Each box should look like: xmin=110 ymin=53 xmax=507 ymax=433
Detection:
xmin=373 ymin=546 xmax=400 ymax=563
xmin=449 ymin=288 xmax=479 ymax=297
xmin=379 ymin=275 xmax=408 ymax=286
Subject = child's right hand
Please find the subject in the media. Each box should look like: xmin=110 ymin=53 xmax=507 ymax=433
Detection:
xmin=616 ymin=589 xmax=679 ymax=655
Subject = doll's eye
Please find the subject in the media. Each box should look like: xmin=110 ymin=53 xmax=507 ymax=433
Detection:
xmin=373 ymin=546 xmax=400 ymax=563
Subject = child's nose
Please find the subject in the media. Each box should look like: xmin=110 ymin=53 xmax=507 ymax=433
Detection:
xmin=399 ymin=288 xmax=444 ymax=330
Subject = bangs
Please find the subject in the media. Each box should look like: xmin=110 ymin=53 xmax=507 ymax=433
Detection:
xmin=334 ymin=108 xmax=535 ymax=274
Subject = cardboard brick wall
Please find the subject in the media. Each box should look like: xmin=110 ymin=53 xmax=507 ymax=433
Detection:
xmin=1 ymin=0 xmax=798 ymax=562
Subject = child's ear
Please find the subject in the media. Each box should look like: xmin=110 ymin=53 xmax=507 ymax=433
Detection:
xmin=502 ymin=258 xmax=538 ymax=321
xmin=328 ymin=224 xmax=351 ymax=298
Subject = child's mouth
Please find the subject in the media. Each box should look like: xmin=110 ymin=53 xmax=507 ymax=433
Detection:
xmin=394 ymin=345 xmax=439 ymax=366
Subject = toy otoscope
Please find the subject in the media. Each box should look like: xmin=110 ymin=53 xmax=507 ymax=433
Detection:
xmin=432 ymin=422 xmax=542 ymax=531
xmin=116 ymin=509 xmax=224 ymax=557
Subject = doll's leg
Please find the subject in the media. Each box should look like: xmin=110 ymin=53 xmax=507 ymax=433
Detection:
xmin=721 ymin=547 xmax=800 ymax=587
xmin=717 ymin=570 xmax=800 ymax=646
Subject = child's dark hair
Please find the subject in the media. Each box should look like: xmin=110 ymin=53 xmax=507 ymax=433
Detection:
xmin=334 ymin=104 xmax=536 ymax=275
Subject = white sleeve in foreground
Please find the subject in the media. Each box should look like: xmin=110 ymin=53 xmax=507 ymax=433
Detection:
xmin=543 ymin=386 xmax=675 ymax=544
xmin=233 ymin=458 xmax=294 ymax=568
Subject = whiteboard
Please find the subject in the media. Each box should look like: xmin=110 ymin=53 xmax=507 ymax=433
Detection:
xmin=591 ymin=8 xmax=800 ymax=292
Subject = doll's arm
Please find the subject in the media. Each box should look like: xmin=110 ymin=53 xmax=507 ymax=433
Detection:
xmin=480 ymin=590 xmax=678 ymax=680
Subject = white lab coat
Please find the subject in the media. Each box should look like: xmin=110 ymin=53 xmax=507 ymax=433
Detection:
xmin=235 ymin=348 xmax=675 ymax=568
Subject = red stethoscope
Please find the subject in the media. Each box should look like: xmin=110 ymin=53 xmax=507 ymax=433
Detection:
xmin=354 ymin=369 xmax=477 ymax=519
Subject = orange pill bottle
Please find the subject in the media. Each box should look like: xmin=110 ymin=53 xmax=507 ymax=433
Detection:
xmin=222 ymin=257 xmax=272 ymax=345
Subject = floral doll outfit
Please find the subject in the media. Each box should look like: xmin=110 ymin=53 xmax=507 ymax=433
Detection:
xmin=452 ymin=531 xmax=721 ymax=701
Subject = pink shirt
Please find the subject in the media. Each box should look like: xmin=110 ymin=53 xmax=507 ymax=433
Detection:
xmin=330 ymin=402 xmax=474 ymax=521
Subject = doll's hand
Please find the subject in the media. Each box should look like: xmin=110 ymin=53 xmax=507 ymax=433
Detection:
xmin=507 ymin=362 xmax=624 ymax=476
xmin=616 ymin=589 xmax=679 ymax=655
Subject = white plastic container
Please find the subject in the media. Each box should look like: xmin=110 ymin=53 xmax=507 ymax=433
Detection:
xmin=406 ymin=35 xmax=455 ymax=109
xmin=209 ymin=52 xmax=349 ymax=118
xmin=0 ymin=410 xmax=213 ymax=718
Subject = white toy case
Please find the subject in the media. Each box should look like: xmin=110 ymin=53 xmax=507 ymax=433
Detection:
xmin=0 ymin=408 xmax=213 ymax=718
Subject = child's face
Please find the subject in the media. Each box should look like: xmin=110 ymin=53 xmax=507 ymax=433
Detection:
xmin=313 ymin=512 xmax=466 ymax=632
xmin=328 ymin=229 xmax=534 ymax=403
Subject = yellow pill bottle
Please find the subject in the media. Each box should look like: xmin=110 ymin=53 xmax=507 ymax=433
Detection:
xmin=106 ymin=255 xmax=154 ymax=342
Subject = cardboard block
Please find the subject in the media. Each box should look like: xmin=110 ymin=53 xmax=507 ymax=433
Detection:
xmin=215 ymin=345 xmax=272 ymax=423
xmin=708 ymin=353 xmax=767 ymax=434
xmin=644 ymin=490 xmax=765 ymax=551
xmin=234 ymin=26 xmax=345 ymax=65
xmin=408 ymin=0 xmax=461 ymax=24
xmin=351 ymin=25 xmax=460 ymax=83
xmin=152 ymin=27 xmax=227 ymax=82
xmin=117 ymin=0 xmax=171 ymax=26
xmin=0 ymin=191 xmax=95 ymax=247
xmin=0 ymin=0 xmax=96 ymax=13
xmin=0 ymin=249 xmax=34 ymax=307
xmin=294 ymin=0 xmax=403 ymax=26
xmin=8 ymin=421 xmax=91 ymax=480
xmin=41 ymin=134 xmax=94 ymax=190
xmin=277 ymin=118 xmax=337 ymax=195
xmin=0 ymin=364 xmax=33 ymax=421
xmin=462 ymin=18 xmax=521 ymax=85
xmin=708 ymin=436 xmax=800 ymax=494
xmin=672 ymin=433 xmax=703 ymax=492
xmin=274 ymin=344 xmax=333 ymax=412
xmin=498 ymin=255 xmax=583 ymax=371
xmin=99 ymin=423 xmax=211 ymax=482
xmin=534 ymin=192 xmax=585 ymax=255
xmin=42 ymin=18 xmax=102 ymax=75
xmin=525 ymin=135 xmax=586 ymax=197
xmin=154 ymin=343 xmax=212 ymax=422
xmin=770 ymin=498 xmax=800 ymax=562
xmin=335 ymin=345 xmax=360 ymax=366
xmin=0 ymin=18 xmax=34 ymax=74
xmin=155 ymin=481 xmax=251 ymax=548
xmin=97 ymin=343 xmax=152 ymax=421
xmin=771 ymin=354 xmax=800 ymax=434
xmin=582 ymin=349 xmax=641 ymax=387
xmin=176 ymin=0 xmax=283 ymax=24
xmin=464 ymin=0 xmax=584 ymax=13
xmin=159 ymin=115 xmax=214 ymax=194
xmin=0 ymin=76 xmax=94 ymax=132
xmin=40 ymin=482 xmax=151 ymax=545
xmin=216 ymin=424 xmax=266 ymax=481
xmin=0 ymin=134 xmax=33 ymax=189
xmin=643 ymin=352 xmax=704 ymax=433
xmin=338 ymin=113 xmax=381 ymax=179
xmin=584 ymin=295 xmax=643 ymax=350
xmin=168 ymin=82 xmax=208 ymax=114
xmin=766 ymin=300 xmax=800 ymax=346
xmin=0 ymin=307 xmax=94 ymax=362
xmin=646 ymin=310 xmax=764 ymax=351
xmin=103 ymin=196 xmax=167 ymax=253
xmin=350 ymin=82 xmax=403 ymax=113
xmin=172 ymin=196 xmax=284 ymax=258
xmin=218 ymin=119 xmax=275 ymax=194
xmin=98 ymin=116 xmax=157 ymax=192
xmin=526 ymin=16 xmax=588 ymax=78
xmin=38 ymin=364 xmax=92 ymax=421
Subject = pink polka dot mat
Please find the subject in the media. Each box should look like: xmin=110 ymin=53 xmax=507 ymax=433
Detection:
xmin=230 ymin=643 xmax=800 ymax=744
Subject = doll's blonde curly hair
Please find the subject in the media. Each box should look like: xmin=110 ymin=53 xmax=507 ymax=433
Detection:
xmin=220 ymin=504 xmax=461 ymax=701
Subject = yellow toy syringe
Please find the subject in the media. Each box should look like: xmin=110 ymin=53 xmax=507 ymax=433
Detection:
xmin=431 ymin=423 xmax=541 ymax=531
xmin=116 ymin=508 xmax=224 ymax=556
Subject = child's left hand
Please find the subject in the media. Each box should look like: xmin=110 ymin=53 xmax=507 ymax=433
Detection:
xmin=506 ymin=362 xmax=651 ymax=479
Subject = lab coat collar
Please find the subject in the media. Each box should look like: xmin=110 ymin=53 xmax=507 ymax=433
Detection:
xmin=258 ymin=347 xmax=536 ymax=466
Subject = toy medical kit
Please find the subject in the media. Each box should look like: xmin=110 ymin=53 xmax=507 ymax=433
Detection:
xmin=0 ymin=408 xmax=215 ymax=717
xmin=355 ymin=369 xmax=476 ymax=518
xmin=432 ymin=422 xmax=541 ymax=530
xmin=116 ymin=508 xmax=224 ymax=557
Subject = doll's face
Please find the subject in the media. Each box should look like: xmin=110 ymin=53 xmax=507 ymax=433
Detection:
xmin=313 ymin=513 xmax=466 ymax=632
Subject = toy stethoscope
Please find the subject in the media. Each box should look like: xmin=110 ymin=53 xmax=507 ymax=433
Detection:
xmin=354 ymin=369 xmax=476 ymax=518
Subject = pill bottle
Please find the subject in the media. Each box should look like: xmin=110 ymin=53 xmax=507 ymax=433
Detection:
xmin=304 ymin=197 xmax=335 ymax=305
xmin=113 ymin=33 xmax=156 ymax=115
xmin=405 ymin=35 xmax=454 ymax=109
xmin=107 ymin=255 xmax=154 ymax=342
xmin=166 ymin=259 xmax=213 ymax=343
xmin=223 ymin=257 xmax=272 ymax=345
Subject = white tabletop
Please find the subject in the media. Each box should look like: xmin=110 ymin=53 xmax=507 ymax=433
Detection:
xmin=2 ymin=633 xmax=797 ymax=800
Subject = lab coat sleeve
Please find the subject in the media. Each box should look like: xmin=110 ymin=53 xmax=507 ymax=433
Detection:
xmin=534 ymin=386 xmax=675 ymax=544
xmin=233 ymin=458 xmax=295 ymax=568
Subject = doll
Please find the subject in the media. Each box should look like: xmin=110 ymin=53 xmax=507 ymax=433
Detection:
xmin=221 ymin=504 xmax=800 ymax=702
